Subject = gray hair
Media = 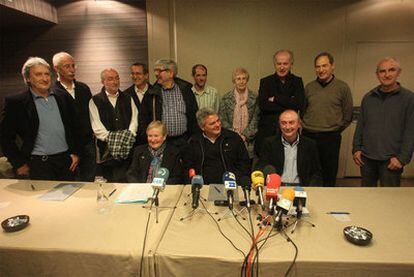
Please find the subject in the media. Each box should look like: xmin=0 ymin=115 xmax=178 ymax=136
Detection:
xmin=376 ymin=57 xmax=401 ymax=73
xmin=100 ymin=68 xmax=118 ymax=82
xmin=196 ymin=107 xmax=218 ymax=127
xmin=273 ymin=49 xmax=294 ymax=64
xmin=52 ymin=52 xmax=73 ymax=67
xmin=21 ymin=57 xmax=50 ymax=84
xmin=232 ymin=67 xmax=250 ymax=82
xmin=154 ymin=59 xmax=178 ymax=76
xmin=147 ymin=120 xmax=168 ymax=137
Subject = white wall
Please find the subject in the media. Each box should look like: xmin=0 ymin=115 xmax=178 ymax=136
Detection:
xmin=146 ymin=0 xmax=414 ymax=177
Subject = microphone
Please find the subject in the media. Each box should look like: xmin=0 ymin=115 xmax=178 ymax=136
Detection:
xmin=151 ymin=167 xmax=169 ymax=205
xmin=251 ymin=171 xmax=265 ymax=210
xmin=188 ymin=168 xmax=196 ymax=183
xmin=239 ymin=176 xmax=252 ymax=209
xmin=265 ymin=173 xmax=281 ymax=215
xmin=191 ymin=175 xmax=204 ymax=209
xmin=263 ymin=165 xmax=276 ymax=179
xmin=294 ymin=186 xmax=307 ymax=219
xmin=274 ymin=188 xmax=295 ymax=228
xmin=223 ymin=172 xmax=237 ymax=210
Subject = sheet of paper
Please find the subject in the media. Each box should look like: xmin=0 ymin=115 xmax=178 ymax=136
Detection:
xmin=39 ymin=183 xmax=83 ymax=201
xmin=115 ymin=183 xmax=153 ymax=204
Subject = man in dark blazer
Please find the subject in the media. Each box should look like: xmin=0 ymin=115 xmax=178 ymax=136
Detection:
xmin=257 ymin=110 xmax=321 ymax=186
xmin=139 ymin=59 xmax=199 ymax=151
xmin=0 ymin=57 xmax=79 ymax=180
xmin=123 ymin=62 xmax=152 ymax=146
xmin=256 ymin=49 xmax=305 ymax=156
xmin=52 ymin=52 xmax=95 ymax=181
xmin=123 ymin=62 xmax=151 ymax=113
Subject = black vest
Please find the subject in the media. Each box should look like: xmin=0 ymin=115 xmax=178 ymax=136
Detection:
xmin=92 ymin=89 xmax=132 ymax=131
xmin=92 ymin=89 xmax=132 ymax=161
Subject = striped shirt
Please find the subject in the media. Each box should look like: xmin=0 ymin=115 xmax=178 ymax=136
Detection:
xmin=162 ymin=84 xmax=187 ymax=136
xmin=192 ymin=85 xmax=219 ymax=112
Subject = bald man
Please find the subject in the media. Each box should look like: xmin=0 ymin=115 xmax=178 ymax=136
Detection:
xmin=89 ymin=68 xmax=138 ymax=182
xmin=257 ymin=110 xmax=321 ymax=186
xmin=353 ymin=57 xmax=414 ymax=187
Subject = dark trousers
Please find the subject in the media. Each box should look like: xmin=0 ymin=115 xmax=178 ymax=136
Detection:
xmin=303 ymin=131 xmax=341 ymax=187
xmin=361 ymin=155 xmax=402 ymax=187
xmin=78 ymin=140 xmax=96 ymax=182
xmin=167 ymin=133 xmax=188 ymax=153
xmin=29 ymin=152 xmax=75 ymax=181
xmin=97 ymin=159 xmax=130 ymax=183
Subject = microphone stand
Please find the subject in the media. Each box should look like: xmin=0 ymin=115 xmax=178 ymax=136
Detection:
xmin=290 ymin=205 xmax=316 ymax=234
xmin=142 ymin=189 xmax=173 ymax=224
xmin=217 ymin=193 xmax=246 ymax=222
xmin=238 ymin=188 xmax=253 ymax=218
xmin=180 ymin=185 xmax=217 ymax=221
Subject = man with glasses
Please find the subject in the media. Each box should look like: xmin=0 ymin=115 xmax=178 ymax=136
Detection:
xmin=353 ymin=57 xmax=414 ymax=187
xmin=139 ymin=59 xmax=199 ymax=150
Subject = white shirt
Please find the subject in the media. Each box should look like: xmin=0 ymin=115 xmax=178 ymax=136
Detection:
xmin=134 ymin=83 xmax=149 ymax=103
xmin=89 ymin=90 xmax=138 ymax=141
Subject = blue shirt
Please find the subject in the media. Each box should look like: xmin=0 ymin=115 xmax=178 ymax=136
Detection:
xmin=281 ymin=135 xmax=300 ymax=184
xmin=31 ymin=90 xmax=69 ymax=155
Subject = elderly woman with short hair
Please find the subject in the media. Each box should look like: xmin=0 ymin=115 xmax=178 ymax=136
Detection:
xmin=127 ymin=121 xmax=183 ymax=184
xmin=219 ymin=67 xmax=259 ymax=158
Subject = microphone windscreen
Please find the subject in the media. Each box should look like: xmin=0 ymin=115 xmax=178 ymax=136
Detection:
xmin=238 ymin=176 xmax=251 ymax=190
xmin=191 ymin=175 xmax=204 ymax=186
xmin=265 ymin=173 xmax=281 ymax=200
xmin=251 ymin=171 xmax=264 ymax=188
xmin=155 ymin=167 xmax=170 ymax=180
xmin=223 ymin=171 xmax=237 ymax=190
xmin=281 ymin=188 xmax=295 ymax=201
xmin=263 ymin=165 xmax=276 ymax=179
xmin=189 ymin=168 xmax=196 ymax=180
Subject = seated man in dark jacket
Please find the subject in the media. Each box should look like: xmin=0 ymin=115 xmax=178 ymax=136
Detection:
xmin=127 ymin=121 xmax=183 ymax=184
xmin=257 ymin=110 xmax=322 ymax=186
xmin=181 ymin=108 xmax=250 ymax=184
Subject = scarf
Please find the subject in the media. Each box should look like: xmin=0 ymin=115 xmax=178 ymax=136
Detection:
xmin=232 ymin=88 xmax=249 ymax=135
xmin=146 ymin=141 xmax=167 ymax=183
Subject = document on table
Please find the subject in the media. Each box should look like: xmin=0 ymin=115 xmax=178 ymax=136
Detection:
xmin=115 ymin=183 xmax=153 ymax=204
xmin=39 ymin=183 xmax=83 ymax=201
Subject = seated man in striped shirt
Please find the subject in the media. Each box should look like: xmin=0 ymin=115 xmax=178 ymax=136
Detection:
xmin=191 ymin=64 xmax=219 ymax=112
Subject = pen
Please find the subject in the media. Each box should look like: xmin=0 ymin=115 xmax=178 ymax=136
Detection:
xmin=327 ymin=211 xmax=350 ymax=215
xmin=214 ymin=186 xmax=221 ymax=194
xmin=30 ymin=184 xmax=36 ymax=191
xmin=108 ymin=189 xmax=117 ymax=198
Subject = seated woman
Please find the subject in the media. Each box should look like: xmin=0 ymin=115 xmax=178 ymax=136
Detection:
xmin=127 ymin=121 xmax=183 ymax=184
xmin=219 ymin=67 xmax=259 ymax=159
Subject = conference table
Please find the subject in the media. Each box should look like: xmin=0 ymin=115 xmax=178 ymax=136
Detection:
xmin=1 ymin=179 xmax=414 ymax=276
xmin=0 ymin=179 xmax=183 ymax=277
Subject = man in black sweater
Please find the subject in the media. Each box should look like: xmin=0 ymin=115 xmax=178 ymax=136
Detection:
xmin=52 ymin=52 xmax=96 ymax=181
xmin=181 ymin=108 xmax=250 ymax=184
